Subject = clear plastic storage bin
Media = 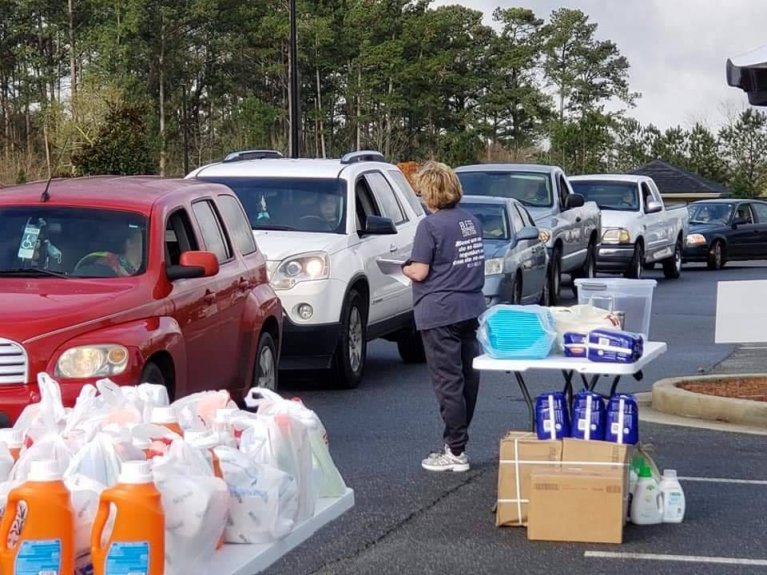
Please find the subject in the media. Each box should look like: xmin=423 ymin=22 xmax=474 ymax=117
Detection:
xmin=573 ymin=278 xmax=657 ymax=338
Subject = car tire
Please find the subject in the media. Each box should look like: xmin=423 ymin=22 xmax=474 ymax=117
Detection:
xmin=707 ymin=241 xmax=725 ymax=270
xmin=511 ymin=273 xmax=523 ymax=304
xmin=538 ymin=267 xmax=551 ymax=306
xmin=141 ymin=361 xmax=165 ymax=387
xmin=548 ymin=247 xmax=562 ymax=306
xmin=331 ymin=288 xmax=367 ymax=389
xmin=253 ymin=332 xmax=279 ymax=391
xmin=643 ymin=262 xmax=656 ymax=271
xmin=663 ymin=239 xmax=683 ymax=279
xmin=572 ymin=240 xmax=596 ymax=297
xmin=625 ymin=243 xmax=643 ymax=279
xmin=397 ymin=326 xmax=426 ymax=364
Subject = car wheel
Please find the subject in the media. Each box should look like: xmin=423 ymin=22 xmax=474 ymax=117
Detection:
xmin=625 ymin=243 xmax=643 ymax=279
xmin=397 ymin=325 xmax=426 ymax=364
xmin=707 ymin=241 xmax=725 ymax=270
xmin=548 ymin=248 xmax=562 ymax=306
xmin=572 ymin=241 xmax=596 ymax=297
xmin=141 ymin=361 xmax=165 ymax=387
xmin=253 ymin=332 xmax=278 ymax=391
xmin=663 ymin=239 xmax=683 ymax=279
xmin=511 ymin=273 xmax=523 ymax=305
xmin=331 ymin=288 xmax=367 ymax=389
xmin=643 ymin=262 xmax=656 ymax=270
xmin=538 ymin=267 xmax=551 ymax=306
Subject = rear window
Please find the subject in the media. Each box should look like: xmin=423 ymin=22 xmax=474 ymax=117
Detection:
xmin=0 ymin=207 xmax=147 ymax=277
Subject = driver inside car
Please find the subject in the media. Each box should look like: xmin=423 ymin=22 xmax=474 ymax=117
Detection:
xmin=318 ymin=194 xmax=342 ymax=230
xmin=74 ymin=225 xmax=143 ymax=277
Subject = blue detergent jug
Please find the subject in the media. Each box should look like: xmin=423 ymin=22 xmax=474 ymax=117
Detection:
xmin=535 ymin=392 xmax=570 ymax=440
xmin=605 ymin=393 xmax=639 ymax=445
xmin=571 ymin=390 xmax=606 ymax=440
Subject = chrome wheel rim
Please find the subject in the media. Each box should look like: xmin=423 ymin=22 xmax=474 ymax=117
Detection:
xmin=635 ymin=251 xmax=642 ymax=278
xmin=348 ymin=307 xmax=363 ymax=373
xmin=713 ymin=243 xmax=722 ymax=268
xmin=675 ymin=243 xmax=682 ymax=273
xmin=257 ymin=345 xmax=276 ymax=389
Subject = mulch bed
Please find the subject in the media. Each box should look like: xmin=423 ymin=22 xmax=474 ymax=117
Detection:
xmin=679 ymin=377 xmax=767 ymax=402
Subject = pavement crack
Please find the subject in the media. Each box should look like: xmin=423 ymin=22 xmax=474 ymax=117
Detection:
xmin=310 ymin=467 xmax=491 ymax=574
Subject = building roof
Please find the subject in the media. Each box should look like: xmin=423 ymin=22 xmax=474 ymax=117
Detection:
xmin=630 ymin=159 xmax=729 ymax=197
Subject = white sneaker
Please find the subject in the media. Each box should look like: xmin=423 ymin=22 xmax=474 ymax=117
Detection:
xmin=421 ymin=445 xmax=470 ymax=472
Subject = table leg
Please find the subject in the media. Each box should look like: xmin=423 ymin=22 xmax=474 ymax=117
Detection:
xmin=608 ymin=375 xmax=622 ymax=397
xmin=561 ymin=370 xmax=575 ymax=409
xmin=514 ymin=372 xmax=536 ymax=432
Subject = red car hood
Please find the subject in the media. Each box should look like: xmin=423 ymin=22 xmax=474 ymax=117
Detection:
xmin=0 ymin=278 xmax=150 ymax=344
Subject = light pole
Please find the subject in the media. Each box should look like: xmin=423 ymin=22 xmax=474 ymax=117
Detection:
xmin=289 ymin=0 xmax=300 ymax=157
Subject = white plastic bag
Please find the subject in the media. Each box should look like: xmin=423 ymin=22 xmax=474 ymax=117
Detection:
xmin=215 ymin=446 xmax=299 ymax=543
xmin=64 ymin=432 xmax=128 ymax=487
xmin=549 ymin=304 xmax=622 ymax=350
xmin=13 ymin=373 xmax=67 ymax=444
xmin=66 ymin=473 xmax=105 ymax=575
xmin=245 ymin=388 xmax=347 ymax=498
xmin=11 ymin=434 xmax=73 ymax=481
xmin=172 ymin=390 xmax=236 ymax=431
xmin=152 ymin=439 xmax=229 ymax=575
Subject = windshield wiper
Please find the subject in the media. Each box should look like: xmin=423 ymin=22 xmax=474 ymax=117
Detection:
xmin=255 ymin=224 xmax=297 ymax=231
xmin=0 ymin=267 xmax=69 ymax=278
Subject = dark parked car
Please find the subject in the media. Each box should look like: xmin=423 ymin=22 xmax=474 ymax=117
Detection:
xmin=683 ymin=199 xmax=767 ymax=269
xmin=460 ymin=195 xmax=549 ymax=306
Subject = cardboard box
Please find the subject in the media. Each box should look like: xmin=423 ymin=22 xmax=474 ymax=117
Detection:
xmin=527 ymin=467 xmax=625 ymax=544
xmin=496 ymin=432 xmax=562 ymax=527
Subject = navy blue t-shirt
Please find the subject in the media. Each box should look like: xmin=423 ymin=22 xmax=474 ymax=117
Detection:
xmin=409 ymin=207 xmax=486 ymax=330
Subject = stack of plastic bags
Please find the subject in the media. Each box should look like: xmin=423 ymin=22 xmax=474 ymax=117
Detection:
xmin=0 ymin=373 xmax=348 ymax=575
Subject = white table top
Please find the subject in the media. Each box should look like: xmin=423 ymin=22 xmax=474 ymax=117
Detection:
xmin=473 ymin=341 xmax=667 ymax=375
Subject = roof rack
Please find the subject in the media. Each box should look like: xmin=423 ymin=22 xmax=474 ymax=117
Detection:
xmin=222 ymin=149 xmax=285 ymax=163
xmin=340 ymin=150 xmax=387 ymax=165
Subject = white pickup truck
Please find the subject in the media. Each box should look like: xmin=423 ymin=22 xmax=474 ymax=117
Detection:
xmin=569 ymin=174 xmax=689 ymax=279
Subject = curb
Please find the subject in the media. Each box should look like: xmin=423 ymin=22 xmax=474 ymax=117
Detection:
xmin=652 ymin=374 xmax=767 ymax=428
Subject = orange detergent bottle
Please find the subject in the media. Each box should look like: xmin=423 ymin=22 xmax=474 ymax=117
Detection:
xmin=150 ymin=406 xmax=184 ymax=437
xmin=92 ymin=460 xmax=165 ymax=575
xmin=0 ymin=459 xmax=75 ymax=575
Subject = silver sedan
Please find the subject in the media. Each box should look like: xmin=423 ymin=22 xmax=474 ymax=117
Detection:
xmin=460 ymin=195 xmax=550 ymax=306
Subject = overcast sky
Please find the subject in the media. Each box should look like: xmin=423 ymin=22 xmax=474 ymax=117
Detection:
xmin=433 ymin=0 xmax=767 ymax=132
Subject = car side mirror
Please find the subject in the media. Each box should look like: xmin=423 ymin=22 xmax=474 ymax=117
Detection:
xmin=732 ymin=217 xmax=748 ymax=228
xmin=166 ymin=250 xmax=220 ymax=280
xmin=565 ymin=193 xmax=585 ymax=210
xmin=645 ymin=200 xmax=663 ymax=214
xmin=515 ymin=226 xmax=540 ymax=243
xmin=361 ymin=215 xmax=397 ymax=236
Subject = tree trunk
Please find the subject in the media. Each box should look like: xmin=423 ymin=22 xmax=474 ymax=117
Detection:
xmin=384 ymin=76 xmax=393 ymax=158
xmin=68 ymin=0 xmax=76 ymax=120
xmin=159 ymin=14 xmax=167 ymax=177
xmin=356 ymin=65 xmax=362 ymax=151
xmin=315 ymin=62 xmax=326 ymax=158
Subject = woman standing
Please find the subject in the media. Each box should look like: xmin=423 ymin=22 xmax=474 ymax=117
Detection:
xmin=402 ymin=161 xmax=486 ymax=472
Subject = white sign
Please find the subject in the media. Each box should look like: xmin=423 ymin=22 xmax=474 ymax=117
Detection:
xmin=17 ymin=226 xmax=40 ymax=260
xmin=715 ymin=280 xmax=767 ymax=343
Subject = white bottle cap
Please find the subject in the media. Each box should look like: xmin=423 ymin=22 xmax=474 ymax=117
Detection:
xmin=151 ymin=406 xmax=178 ymax=424
xmin=7 ymin=430 xmax=22 ymax=449
xmin=29 ymin=460 xmax=62 ymax=482
xmin=119 ymin=460 xmax=154 ymax=484
xmin=663 ymin=469 xmax=677 ymax=479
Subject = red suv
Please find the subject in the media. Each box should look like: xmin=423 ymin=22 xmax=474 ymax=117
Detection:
xmin=0 ymin=176 xmax=282 ymax=424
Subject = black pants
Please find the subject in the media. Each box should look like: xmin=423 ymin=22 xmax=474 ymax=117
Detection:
xmin=420 ymin=318 xmax=480 ymax=456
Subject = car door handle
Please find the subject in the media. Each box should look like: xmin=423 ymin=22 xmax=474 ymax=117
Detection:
xmin=389 ymin=244 xmax=398 ymax=253
xmin=238 ymin=277 xmax=252 ymax=291
xmin=203 ymin=289 xmax=216 ymax=304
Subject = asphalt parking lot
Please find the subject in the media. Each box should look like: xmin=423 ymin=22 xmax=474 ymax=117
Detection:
xmin=266 ymin=262 xmax=767 ymax=575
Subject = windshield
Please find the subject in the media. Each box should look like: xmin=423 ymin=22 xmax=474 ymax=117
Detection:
xmin=688 ymin=203 xmax=733 ymax=225
xmin=0 ymin=207 xmax=147 ymax=277
xmin=461 ymin=203 xmax=510 ymax=240
xmin=199 ymin=177 xmax=347 ymax=234
xmin=569 ymin=181 xmax=639 ymax=212
xmin=457 ymin=171 xmax=552 ymax=208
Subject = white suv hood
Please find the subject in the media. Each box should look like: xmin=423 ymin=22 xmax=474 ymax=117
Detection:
xmin=253 ymin=230 xmax=349 ymax=262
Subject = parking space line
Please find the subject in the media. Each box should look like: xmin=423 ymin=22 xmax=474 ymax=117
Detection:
xmin=585 ymin=551 xmax=767 ymax=566
xmin=678 ymin=476 xmax=767 ymax=486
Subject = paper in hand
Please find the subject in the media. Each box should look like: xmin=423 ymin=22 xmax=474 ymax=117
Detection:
xmin=376 ymin=257 xmax=411 ymax=286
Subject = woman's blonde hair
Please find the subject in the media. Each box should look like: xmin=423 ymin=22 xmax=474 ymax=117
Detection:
xmin=414 ymin=161 xmax=463 ymax=210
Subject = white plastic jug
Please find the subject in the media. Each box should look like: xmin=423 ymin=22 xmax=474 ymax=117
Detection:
xmin=630 ymin=464 xmax=663 ymax=525
xmin=659 ymin=469 xmax=686 ymax=523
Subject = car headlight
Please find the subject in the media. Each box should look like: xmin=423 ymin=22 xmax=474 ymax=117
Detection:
xmin=686 ymin=233 xmax=706 ymax=247
xmin=538 ymin=229 xmax=551 ymax=243
xmin=602 ymin=228 xmax=632 ymax=244
xmin=271 ymin=251 xmax=330 ymax=290
xmin=56 ymin=345 xmax=129 ymax=379
xmin=485 ymin=257 xmax=504 ymax=276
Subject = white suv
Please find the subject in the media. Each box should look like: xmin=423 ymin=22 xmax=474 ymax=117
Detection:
xmin=186 ymin=151 xmax=426 ymax=388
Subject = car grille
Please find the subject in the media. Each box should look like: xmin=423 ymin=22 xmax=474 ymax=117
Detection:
xmin=0 ymin=338 xmax=28 ymax=384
